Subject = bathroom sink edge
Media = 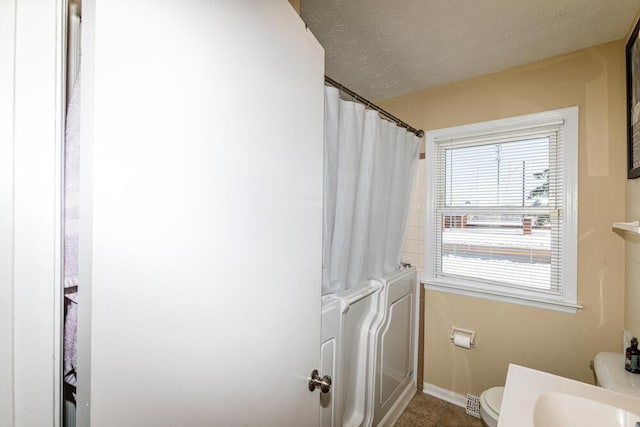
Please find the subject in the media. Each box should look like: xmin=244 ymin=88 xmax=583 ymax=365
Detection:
xmin=497 ymin=364 xmax=640 ymax=427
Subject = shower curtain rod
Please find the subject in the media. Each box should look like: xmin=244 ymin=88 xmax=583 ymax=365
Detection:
xmin=324 ymin=76 xmax=425 ymax=138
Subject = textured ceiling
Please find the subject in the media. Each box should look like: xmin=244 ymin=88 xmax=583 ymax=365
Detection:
xmin=301 ymin=0 xmax=640 ymax=101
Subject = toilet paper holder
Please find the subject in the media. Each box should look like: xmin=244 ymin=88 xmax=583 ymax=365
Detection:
xmin=450 ymin=327 xmax=476 ymax=347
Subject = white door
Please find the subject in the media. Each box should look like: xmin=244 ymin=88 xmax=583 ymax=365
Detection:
xmin=77 ymin=2 xmax=324 ymax=426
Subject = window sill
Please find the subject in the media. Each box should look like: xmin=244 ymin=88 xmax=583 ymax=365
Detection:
xmin=421 ymin=279 xmax=582 ymax=314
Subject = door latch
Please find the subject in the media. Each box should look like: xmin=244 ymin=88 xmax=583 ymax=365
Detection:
xmin=308 ymin=369 xmax=332 ymax=393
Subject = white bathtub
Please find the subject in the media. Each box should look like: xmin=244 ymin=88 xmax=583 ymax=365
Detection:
xmin=320 ymin=267 xmax=418 ymax=427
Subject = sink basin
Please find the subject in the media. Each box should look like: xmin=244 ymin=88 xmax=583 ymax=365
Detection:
xmin=534 ymin=392 xmax=640 ymax=427
xmin=499 ymin=364 xmax=640 ymax=427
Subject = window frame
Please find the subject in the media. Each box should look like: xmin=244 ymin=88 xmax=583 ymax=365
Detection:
xmin=423 ymin=107 xmax=581 ymax=313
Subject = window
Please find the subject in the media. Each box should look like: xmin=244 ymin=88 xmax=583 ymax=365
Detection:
xmin=424 ymin=107 xmax=580 ymax=312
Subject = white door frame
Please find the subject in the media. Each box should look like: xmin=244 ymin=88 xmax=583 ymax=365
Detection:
xmin=0 ymin=0 xmax=65 ymax=425
xmin=0 ymin=0 xmax=17 ymax=423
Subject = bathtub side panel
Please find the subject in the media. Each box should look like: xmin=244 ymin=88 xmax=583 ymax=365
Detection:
xmin=321 ymin=300 xmax=342 ymax=427
xmin=372 ymin=268 xmax=419 ymax=426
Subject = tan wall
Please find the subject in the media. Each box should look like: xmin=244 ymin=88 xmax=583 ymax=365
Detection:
xmin=381 ymin=40 xmax=627 ymax=395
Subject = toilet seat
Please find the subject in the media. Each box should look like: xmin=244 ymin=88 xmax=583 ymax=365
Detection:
xmin=479 ymin=386 xmax=504 ymax=426
xmin=483 ymin=386 xmax=503 ymax=416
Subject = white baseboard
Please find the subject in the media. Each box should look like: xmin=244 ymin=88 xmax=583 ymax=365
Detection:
xmin=422 ymin=382 xmax=467 ymax=408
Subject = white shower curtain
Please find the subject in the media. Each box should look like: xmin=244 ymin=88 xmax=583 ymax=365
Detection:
xmin=322 ymin=86 xmax=421 ymax=295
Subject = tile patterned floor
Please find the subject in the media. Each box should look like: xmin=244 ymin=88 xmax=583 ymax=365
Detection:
xmin=394 ymin=392 xmax=485 ymax=427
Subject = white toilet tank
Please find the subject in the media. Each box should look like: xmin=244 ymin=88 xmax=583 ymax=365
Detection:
xmin=593 ymin=352 xmax=640 ymax=397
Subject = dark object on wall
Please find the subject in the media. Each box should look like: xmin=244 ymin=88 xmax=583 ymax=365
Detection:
xmin=625 ymin=337 xmax=640 ymax=374
xmin=626 ymin=18 xmax=640 ymax=178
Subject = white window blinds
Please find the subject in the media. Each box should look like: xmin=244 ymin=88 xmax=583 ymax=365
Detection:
xmin=424 ymin=108 xmax=579 ymax=312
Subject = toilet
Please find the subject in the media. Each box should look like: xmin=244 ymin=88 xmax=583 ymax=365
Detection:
xmin=479 ymin=386 xmax=503 ymax=427
xmin=593 ymin=352 xmax=640 ymax=397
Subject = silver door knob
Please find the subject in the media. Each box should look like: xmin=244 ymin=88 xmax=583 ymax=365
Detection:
xmin=308 ymin=369 xmax=332 ymax=393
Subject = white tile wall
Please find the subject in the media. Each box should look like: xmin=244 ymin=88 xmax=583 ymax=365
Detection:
xmin=402 ymin=159 xmax=425 ymax=271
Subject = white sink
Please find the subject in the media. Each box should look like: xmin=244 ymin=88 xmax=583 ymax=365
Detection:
xmin=498 ymin=364 xmax=640 ymax=427
xmin=533 ymin=392 xmax=640 ymax=427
